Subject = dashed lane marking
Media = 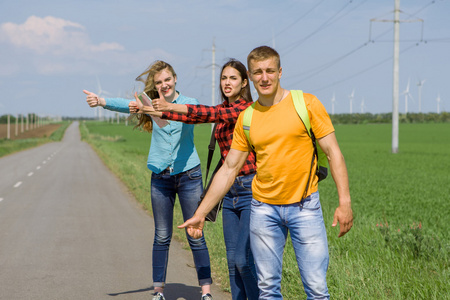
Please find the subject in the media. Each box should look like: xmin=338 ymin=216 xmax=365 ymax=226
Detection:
xmin=28 ymin=172 xmax=34 ymax=177
xmin=14 ymin=182 xmax=22 ymax=188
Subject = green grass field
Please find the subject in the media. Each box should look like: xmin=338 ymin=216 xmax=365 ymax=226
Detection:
xmin=81 ymin=121 xmax=449 ymax=299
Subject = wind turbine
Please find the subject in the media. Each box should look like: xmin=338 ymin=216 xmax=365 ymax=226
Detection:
xmin=360 ymin=97 xmax=365 ymax=113
xmin=417 ymin=79 xmax=425 ymax=113
xmin=401 ymin=79 xmax=414 ymax=114
xmin=437 ymin=93 xmax=441 ymax=114
xmin=349 ymin=89 xmax=355 ymax=114
xmin=96 ymin=76 xmax=111 ymax=121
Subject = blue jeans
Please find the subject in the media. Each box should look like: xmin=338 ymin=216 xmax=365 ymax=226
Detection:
xmin=250 ymin=192 xmax=330 ymax=300
xmin=151 ymin=164 xmax=212 ymax=287
xmin=222 ymin=173 xmax=259 ymax=300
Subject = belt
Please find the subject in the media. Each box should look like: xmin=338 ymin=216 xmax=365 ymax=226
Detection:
xmin=160 ymin=166 xmax=173 ymax=174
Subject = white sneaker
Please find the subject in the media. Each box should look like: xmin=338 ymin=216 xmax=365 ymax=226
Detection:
xmin=152 ymin=292 xmax=165 ymax=300
xmin=201 ymin=293 xmax=213 ymax=300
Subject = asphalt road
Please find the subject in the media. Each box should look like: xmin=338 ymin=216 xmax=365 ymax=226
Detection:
xmin=0 ymin=122 xmax=230 ymax=300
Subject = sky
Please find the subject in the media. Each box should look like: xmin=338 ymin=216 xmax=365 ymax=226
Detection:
xmin=0 ymin=0 xmax=449 ymax=118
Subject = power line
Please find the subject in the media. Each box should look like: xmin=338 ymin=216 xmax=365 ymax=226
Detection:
xmin=282 ymin=0 xmax=369 ymax=56
xmin=368 ymin=0 xmax=438 ymax=41
xmin=266 ymin=0 xmax=326 ymax=42
xmin=410 ymin=0 xmax=440 ymax=15
xmin=285 ymin=24 xmax=395 ymax=86
xmin=286 ymin=42 xmax=370 ymax=86
xmin=310 ymin=43 xmax=420 ymax=93
xmin=424 ymin=37 xmax=450 ymax=43
xmin=233 ymin=0 xmax=327 ymax=58
xmin=184 ymin=51 xmax=209 ymax=90
xmin=288 ymin=0 xmax=439 ymax=90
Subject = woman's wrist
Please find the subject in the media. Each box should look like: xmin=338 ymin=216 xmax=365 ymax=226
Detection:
xmin=141 ymin=105 xmax=152 ymax=114
xmin=167 ymin=103 xmax=188 ymax=114
xmin=166 ymin=102 xmax=176 ymax=112
xmin=98 ymin=97 xmax=106 ymax=107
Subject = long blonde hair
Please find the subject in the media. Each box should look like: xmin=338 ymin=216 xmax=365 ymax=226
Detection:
xmin=133 ymin=61 xmax=177 ymax=132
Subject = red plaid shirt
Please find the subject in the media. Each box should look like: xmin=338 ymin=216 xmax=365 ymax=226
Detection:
xmin=161 ymin=98 xmax=256 ymax=176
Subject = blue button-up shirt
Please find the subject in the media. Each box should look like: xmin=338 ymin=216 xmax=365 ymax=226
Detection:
xmin=104 ymin=92 xmax=200 ymax=175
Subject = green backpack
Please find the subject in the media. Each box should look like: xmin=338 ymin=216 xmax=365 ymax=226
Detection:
xmin=243 ymin=90 xmax=328 ymax=182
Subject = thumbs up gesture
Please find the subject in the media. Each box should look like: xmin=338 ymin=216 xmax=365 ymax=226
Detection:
xmin=83 ymin=90 xmax=105 ymax=107
xmin=128 ymin=92 xmax=142 ymax=113
xmin=152 ymin=87 xmax=172 ymax=111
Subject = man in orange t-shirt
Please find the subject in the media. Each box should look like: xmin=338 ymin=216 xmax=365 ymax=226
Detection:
xmin=180 ymin=46 xmax=353 ymax=299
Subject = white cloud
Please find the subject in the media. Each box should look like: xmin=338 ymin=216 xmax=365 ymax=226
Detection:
xmin=0 ymin=15 xmax=124 ymax=55
xmin=0 ymin=16 xmax=182 ymax=77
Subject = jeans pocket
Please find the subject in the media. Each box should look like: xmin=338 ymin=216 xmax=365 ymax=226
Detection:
xmin=152 ymin=172 xmax=163 ymax=179
xmin=301 ymin=192 xmax=321 ymax=211
xmin=240 ymin=179 xmax=253 ymax=191
xmin=187 ymin=165 xmax=202 ymax=180
xmin=239 ymin=173 xmax=255 ymax=191
xmin=251 ymin=198 xmax=263 ymax=207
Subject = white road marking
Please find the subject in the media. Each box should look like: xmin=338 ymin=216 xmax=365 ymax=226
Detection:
xmin=0 ymin=198 xmax=3 ymax=202
xmin=43 ymin=161 xmax=47 ymax=164
xmin=37 ymin=166 xmax=41 ymax=170
xmin=28 ymin=172 xmax=34 ymax=177
xmin=14 ymin=182 xmax=22 ymax=188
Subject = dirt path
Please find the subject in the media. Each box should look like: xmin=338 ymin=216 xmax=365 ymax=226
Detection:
xmin=0 ymin=123 xmax=62 ymax=140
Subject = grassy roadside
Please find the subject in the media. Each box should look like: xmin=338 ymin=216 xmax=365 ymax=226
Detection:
xmin=0 ymin=122 xmax=70 ymax=158
xmin=81 ymin=121 xmax=449 ymax=299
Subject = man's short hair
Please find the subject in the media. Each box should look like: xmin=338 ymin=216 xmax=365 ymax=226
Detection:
xmin=247 ymin=46 xmax=281 ymax=71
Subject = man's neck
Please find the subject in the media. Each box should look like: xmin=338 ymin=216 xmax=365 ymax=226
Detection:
xmin=258 ymin=88 xmax=286 ymax=107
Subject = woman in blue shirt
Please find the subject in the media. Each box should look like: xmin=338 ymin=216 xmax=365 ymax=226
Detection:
xmin=83 ymin=61 xmax=213 ymax=300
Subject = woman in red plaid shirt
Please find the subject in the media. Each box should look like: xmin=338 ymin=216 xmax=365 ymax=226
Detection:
xmin=132 ymin=59 xmax=259 ymax=300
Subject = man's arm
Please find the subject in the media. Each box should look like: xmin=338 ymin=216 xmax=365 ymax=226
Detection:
xmin=178 ymin=148 xmax=250 ymax=239
xmin=317 ymin=132 xmax=353 ymax=237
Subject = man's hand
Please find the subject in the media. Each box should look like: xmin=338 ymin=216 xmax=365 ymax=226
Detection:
xmin=152 ymin=87 xmax=172 ymax=111
xmin=177 ymin=215 xmax=206 ymax=239
xmin=332 ymin=203 xmax=353 ymax=237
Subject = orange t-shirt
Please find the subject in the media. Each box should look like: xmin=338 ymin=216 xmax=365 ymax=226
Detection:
xmin=231 ymin=91 xmax=334 ymax=205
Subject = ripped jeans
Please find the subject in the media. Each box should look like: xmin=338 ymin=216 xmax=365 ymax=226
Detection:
xmin=250 ymin=192 xmax=329 ymax=300
xmin=151 ymin=164 xmax=212 ymax=287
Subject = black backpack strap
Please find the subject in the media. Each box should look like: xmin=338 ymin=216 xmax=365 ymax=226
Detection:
xmin=204 ymin=123 xmax=218 ymax=187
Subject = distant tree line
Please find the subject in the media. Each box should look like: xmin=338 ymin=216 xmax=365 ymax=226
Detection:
xmin=0 ymin=113 xmax=41 ymax=124
xmin=329 ymin=112 xmax=450 ymax=124
xmin=1 ymin=112 xmax=449 ymax=124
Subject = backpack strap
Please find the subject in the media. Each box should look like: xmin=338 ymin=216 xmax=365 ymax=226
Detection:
xmin=204 ymin=123 xmax=218 ymax=187
xmin=242 ymin=102 xmax=257 ymax=150
xmin=291 ymin=90 xmax=312 ymax=136
xmin=292 ymin=90 xmax=328 ymax=182
xmin=291 ymin=90 xmax=320 ymax=201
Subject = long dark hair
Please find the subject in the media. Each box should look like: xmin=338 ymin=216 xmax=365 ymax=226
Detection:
xmin=219 ymin=59 xmax=253 ymax=103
